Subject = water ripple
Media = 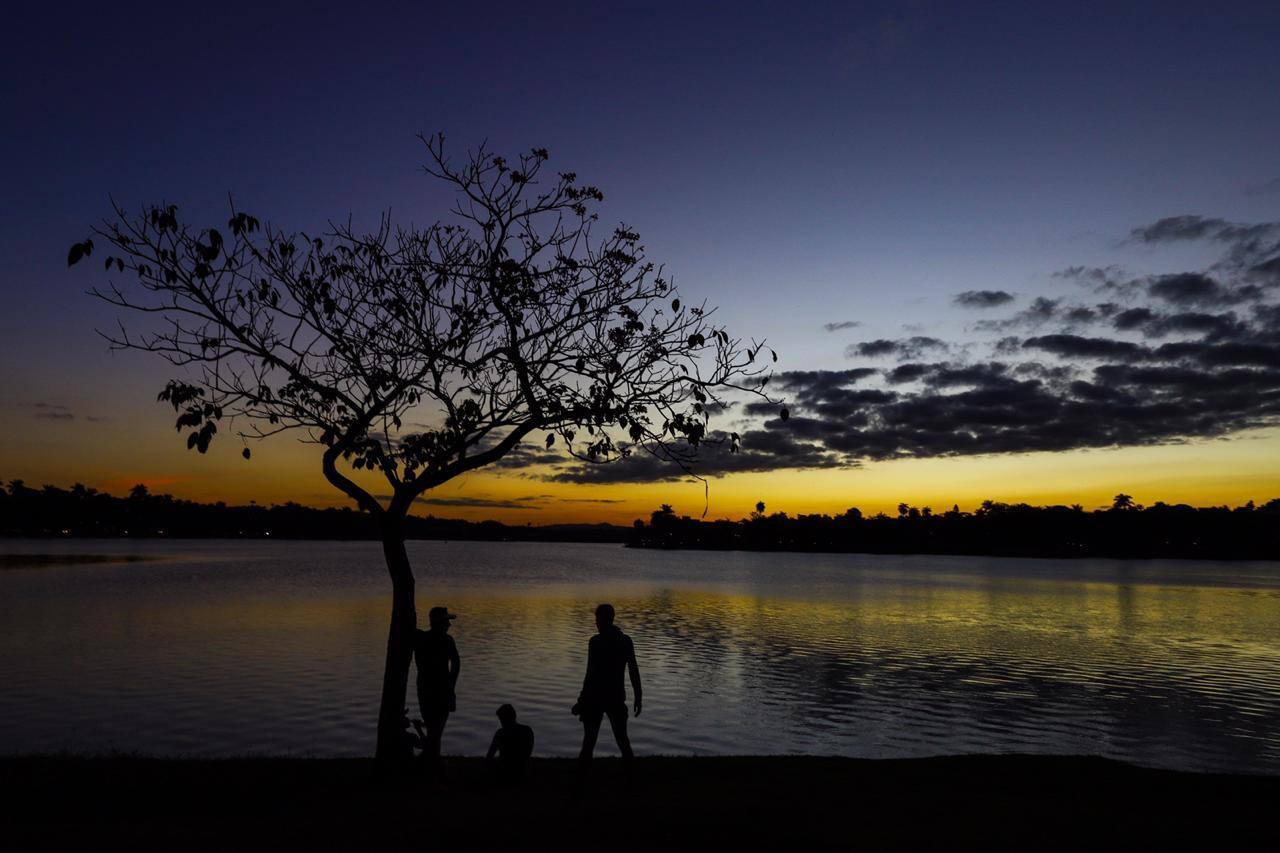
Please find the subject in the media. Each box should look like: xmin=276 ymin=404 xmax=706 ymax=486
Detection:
xmin=0 ymin=540 xmax=1277 ymax=773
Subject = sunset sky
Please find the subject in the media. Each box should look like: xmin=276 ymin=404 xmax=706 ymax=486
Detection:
xmin=3 ymin=1 xmax=1278 ymax=524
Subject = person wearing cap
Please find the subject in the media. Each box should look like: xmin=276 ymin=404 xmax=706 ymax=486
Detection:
xmin=572 ymin=603 xmax=642 ymax=775
xmin=414 ymin=605 xmax=460 ymax=770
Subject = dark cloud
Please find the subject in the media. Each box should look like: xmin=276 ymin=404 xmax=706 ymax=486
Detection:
xmin=1155 ymin=341 xmax=1280 ymax=369
xmin=752 ymin=361 xmax=1280 ymax=460
xmin=885 ymin=363 xmax=933 ymax=384
xmin=1023 ymin=334 xmax=1151 ymax=361
xmin=993 ymin=336 xmax=1022 ymax=355
xmin=1147 ymin=273 xmax=1244 ymax=307
xmin=821 ymin=320 xmax=861 ymax=332
xmin=1112 ymin=307 xmax=1248 ymax=341
xmin=1055 ymin=266 xmax=1148 ymax=301
xmin=760 ymin=367 xmax=877 ymax=400
xmin=846 ymin=336 xmax=947 ymax=360
xmin=954 ymin=290 xmax=1015 ymax=309
xmin=34 ymin=412 xmax=75 ymax=420
xmin=924 ymin=363 xmax=1011 ymax=387
xmin=1249 ymin=255 xmax=1280 ymax=284
xmin=1149 ymin=312 xmax=1245 ymax=341
xmin=1112 ymin=307 xmax=1155 ymax=330
xmin=1128 ymin=215 xmax=1280 ymax=282
xmin=486 ymin=443 xmax=565 ymax=469
xmin=1129 ymin=215 xmax=1232 ymax=243
xmin=546 ymin=428 xmax=849 ymax=484
xmin=971 ymin=296 xmax=1061 ymax=333
xmin=1054 ymin=265 xmax=1126 ymax=286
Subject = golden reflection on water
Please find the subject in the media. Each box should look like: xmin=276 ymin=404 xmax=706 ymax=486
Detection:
xmin=0 ymin=541 xmax=1277 ymax=771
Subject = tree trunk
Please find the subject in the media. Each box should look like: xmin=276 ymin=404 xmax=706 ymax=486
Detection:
xmin=374 ymin=513 xmax=417 ymax=762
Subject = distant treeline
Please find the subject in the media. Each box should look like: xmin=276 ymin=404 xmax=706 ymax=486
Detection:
xmin=0 ymin=481 xmax=627 ymax=543
xmin=629 ymin=497 xmax=1280 ymax=560
xmin=8 ymin=481 xmax=1279 ymax=558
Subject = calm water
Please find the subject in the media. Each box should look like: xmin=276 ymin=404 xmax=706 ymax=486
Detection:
xmin=1 ymin=539 xmax=1278 ymax=773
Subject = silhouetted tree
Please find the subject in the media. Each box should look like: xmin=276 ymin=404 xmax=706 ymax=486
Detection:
xmin=70 ymin=136 xmax=772 ymax=761
xmin=652 ymin=504 xmax=676 ymax=520
xmin=1112 ymin=493 xmax=1141 ymax=511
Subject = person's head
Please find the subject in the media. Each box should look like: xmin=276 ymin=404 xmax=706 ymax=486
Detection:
xmin=496 ymin=703 xmax=517 ymax=726
xmin=595 ymin=603 xmax=615 ymax=631
xmin=428 ymin=606 xmax=456 ymax=631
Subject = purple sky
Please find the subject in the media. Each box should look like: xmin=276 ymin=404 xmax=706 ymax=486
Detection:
xmin=2 ymin=1 xmax=1278 ymax=514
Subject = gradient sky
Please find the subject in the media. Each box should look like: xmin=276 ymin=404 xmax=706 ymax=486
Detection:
xmin=3 ymin=1 xmax=1279 ymax=524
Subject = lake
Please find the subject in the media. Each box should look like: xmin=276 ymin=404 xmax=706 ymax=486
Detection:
xmin=1 ymin=539 xmax=1278 ymax=774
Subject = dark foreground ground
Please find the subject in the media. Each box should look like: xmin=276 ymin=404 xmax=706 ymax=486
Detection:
xmin=4 ymin=754 xmax=1277 ymax=850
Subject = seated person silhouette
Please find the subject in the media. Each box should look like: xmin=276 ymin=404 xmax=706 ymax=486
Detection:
xmin=572 ymin=603 xmax=642 ymax=777
xmin=485 ymin=703 xmax=535 ymax=784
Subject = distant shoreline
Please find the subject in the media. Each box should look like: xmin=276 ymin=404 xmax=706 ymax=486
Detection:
xmin=4 ymin=481 xmax=1278 ymax=559
xmin=5 ymin=754 xmax=1277 ymax=849
xmin=4 ymin=535 xmax=1280 ymax=562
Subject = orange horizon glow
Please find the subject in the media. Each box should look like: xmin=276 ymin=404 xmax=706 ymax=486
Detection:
xmin=3 ymin=401 xmax=1277 ymax=526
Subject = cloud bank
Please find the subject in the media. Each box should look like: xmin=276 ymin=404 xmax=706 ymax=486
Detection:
xmin=543 ymin=214 xmax=1280 ymax=482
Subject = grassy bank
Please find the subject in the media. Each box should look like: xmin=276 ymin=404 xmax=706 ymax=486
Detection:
xmin=5 ymin=754 xmax=1277 ymax=849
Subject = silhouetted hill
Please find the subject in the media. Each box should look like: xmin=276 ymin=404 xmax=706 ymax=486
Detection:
xmin=0 ymin=481 xmax=628 ymax=543
xmin=630 ymin=497 xmax=1280 ymax=560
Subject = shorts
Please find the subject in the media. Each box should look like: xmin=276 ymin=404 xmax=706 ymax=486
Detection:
xmin=579 ymin=701 xmax=628 ymax=727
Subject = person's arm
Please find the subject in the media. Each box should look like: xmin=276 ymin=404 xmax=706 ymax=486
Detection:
xmin=627 ymin=636 xmax=643 ymax=716
xmin=486 ymin=730 xmax=499 ymax=760
xmin=448 ymin=636 xmax=460 ymax=691
xmin=576 ymin=636 xmax=595 ymax=708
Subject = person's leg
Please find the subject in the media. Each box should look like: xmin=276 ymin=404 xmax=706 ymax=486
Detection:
xmin=606 ymin=703 xmax=634 ymax=761
xmin=574 ymin=706 xmax=604 ymax=791
xmin=425 ymin=709 xmax=448 ymax=759
xmin=578 ymin=708 xmax=603 ymax=762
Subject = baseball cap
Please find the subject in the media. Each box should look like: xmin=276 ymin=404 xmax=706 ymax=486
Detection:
xmin=428 ymin=606 xmax=457 ymax=622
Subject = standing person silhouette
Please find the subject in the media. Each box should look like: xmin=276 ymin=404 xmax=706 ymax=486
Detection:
xmin=572 ymin=603 xmax=642 ymax=780
xmin=414 ymin=606 xmax=460 ymax=774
